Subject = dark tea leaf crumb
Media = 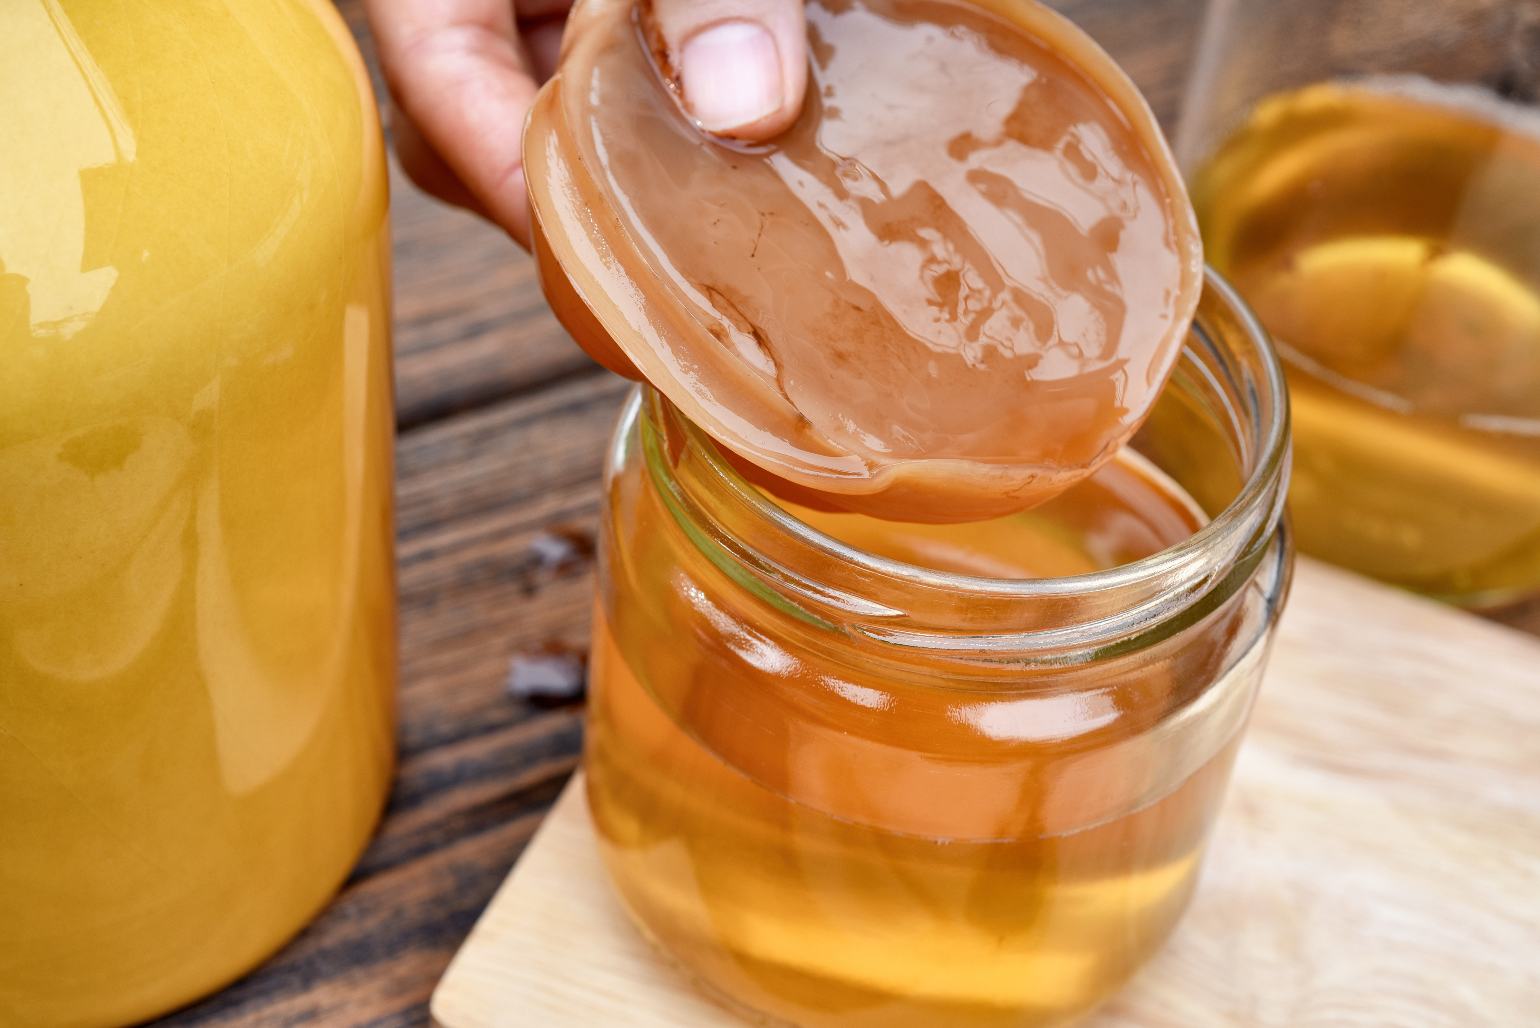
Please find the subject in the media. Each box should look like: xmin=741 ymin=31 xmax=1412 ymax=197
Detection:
xmin=507 ymin=642 xmax=588 ymax=707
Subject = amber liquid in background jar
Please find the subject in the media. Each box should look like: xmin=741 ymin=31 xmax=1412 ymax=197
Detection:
xmin=1191 ymin=79 xmax=1540 ymax=614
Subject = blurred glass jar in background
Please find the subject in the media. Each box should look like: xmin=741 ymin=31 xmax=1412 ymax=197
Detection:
xmin=1179 ymin=0 xmax=1540 ymax=623
xmin=586 ymin=275 xmax=1292 ymax=1027
xmin=1 ymin=2 xmax=395 ymax=1023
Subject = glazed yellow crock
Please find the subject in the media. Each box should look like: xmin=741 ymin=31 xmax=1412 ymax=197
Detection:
xmin=0 ymin=2 xmax=396 ymax=1023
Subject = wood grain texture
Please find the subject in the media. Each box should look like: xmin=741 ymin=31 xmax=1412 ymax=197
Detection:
xmin=432 ymin=560 xmax=1540 ymax=1028
xmin=389 ymin=164 xmax=599 ymax=431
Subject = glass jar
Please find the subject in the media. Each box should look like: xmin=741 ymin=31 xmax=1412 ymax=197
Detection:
xmin=1 ymin=2 xmax=395 ymax=1024
xmin=585 ymin=272 xmax=1291 ymax=1028
xmin=1178 ymin=0 xmax=1540 ymax=622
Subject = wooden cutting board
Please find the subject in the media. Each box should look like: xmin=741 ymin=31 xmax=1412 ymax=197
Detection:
xmin=430 ymin=559 xmax=1540 ymax=1027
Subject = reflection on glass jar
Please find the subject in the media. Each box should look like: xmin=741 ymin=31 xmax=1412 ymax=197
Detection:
xmin=585 ymin=275 xmax=1291 ymax=1027
xmin=1181 ymin=0 xmax=1540 ymax=617
xmin=0 ymin=1 xmax=395 ymax=1024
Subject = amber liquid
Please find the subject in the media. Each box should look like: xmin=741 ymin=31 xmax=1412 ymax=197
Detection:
xmin=1192 ymin=79 xmax=1540 ymax=610
xmin=588 ymin=448 xmax=1267 ymax=1027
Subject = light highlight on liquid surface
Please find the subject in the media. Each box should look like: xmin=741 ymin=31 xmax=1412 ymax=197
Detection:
xmin=589 ymin=440 xmax=1266 ymax=1027
xmin=1192 ymin=79 xmax=1540 ymax=606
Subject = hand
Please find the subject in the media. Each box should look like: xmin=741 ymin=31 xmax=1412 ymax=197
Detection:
xmin=366 ymin=0 xmax=809 ymax=247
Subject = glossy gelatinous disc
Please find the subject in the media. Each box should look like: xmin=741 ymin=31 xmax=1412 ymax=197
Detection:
xmin=527 ymin=0 xmax=1202 ymax=521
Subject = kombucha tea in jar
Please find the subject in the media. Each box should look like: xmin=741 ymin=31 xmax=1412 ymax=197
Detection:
xmin=584 ymin=270 xmax=1290 ymax=1028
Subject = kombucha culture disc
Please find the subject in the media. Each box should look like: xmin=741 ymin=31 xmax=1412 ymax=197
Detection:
xmin=526 ymin=0 xmax=1202 ymax=522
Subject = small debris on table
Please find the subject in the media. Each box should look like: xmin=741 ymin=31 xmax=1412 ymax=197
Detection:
xmin=527 ymin=524 xmax=595 ymax=573
xmin=518 ymin=524 xmax=598 ymax=597
xmin=507 ymin=642 xmax=589 ymax=707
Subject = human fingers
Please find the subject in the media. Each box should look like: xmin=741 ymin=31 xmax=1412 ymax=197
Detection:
xmin=388 ymin=100 xmax=492 ymax=218
xmin=643 ymin=0 xmax=808 ymax=140
xmin=366 ymin=0 xmax=540 ymax=243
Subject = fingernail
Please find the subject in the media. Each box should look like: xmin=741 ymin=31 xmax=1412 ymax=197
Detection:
xmin=680 ymin=20 xmax=783 ymax=135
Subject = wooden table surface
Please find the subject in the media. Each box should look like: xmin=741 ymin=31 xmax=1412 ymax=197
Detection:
xmin=148 ymin=2 xmax=1239 ymax=1023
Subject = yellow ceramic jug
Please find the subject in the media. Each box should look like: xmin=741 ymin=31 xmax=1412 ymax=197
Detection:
xmin=0 ymin=1 xmax=396 ymax=1023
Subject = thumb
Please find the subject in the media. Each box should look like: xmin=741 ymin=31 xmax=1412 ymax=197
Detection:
xmin=645 ymin=0 xmax=808 ymax=141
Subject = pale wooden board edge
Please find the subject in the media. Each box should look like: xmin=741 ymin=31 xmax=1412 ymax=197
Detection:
xmin=431 ymin=559 xmax=1540 ymax=1027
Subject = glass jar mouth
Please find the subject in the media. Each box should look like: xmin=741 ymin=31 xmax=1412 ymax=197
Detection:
xmin=626 ymin=267 xmax=1291 ymax=658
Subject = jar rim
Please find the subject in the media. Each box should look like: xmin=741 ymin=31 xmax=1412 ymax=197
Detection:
xmin=627 ymin=267 xmax=1291 ymax=657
